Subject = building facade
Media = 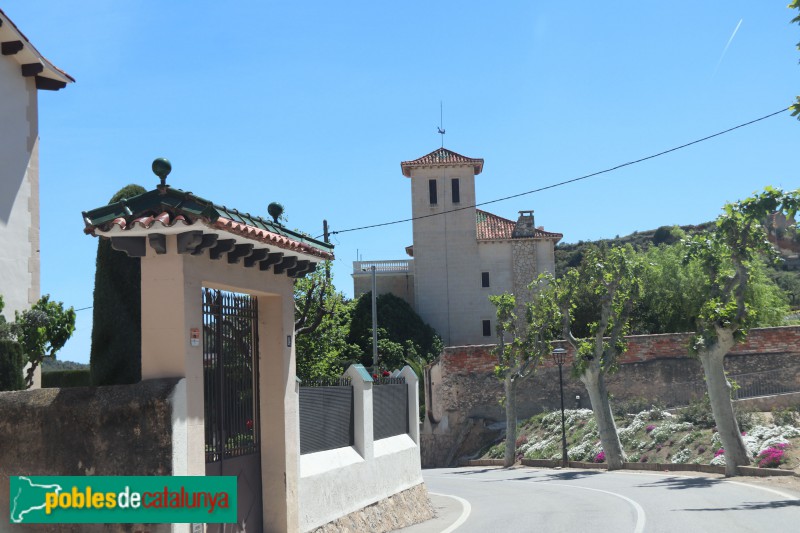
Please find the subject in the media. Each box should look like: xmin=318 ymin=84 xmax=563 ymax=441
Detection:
xmin=0 ymin=8 xmax=73 ymax=319
xmin=353 ymin=147 xmax=562 ymax=346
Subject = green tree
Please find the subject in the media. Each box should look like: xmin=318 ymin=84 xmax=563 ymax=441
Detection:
xmin=294 ymin=263 xmax=358 ymax=381
xmin=90 ymin=184 xmax=146 ymax=385
xmin=684 ymin=187 xmax=797 ymax=476
xmin=15 ymin=295 xmax=76 ymax=388
xmin=347 ymin=292 xmax=442 ymax=371
xmin=491 ymin=289 xmax=556 ymax=467
xmin=538 ymin=245 xmax=643 ymax=470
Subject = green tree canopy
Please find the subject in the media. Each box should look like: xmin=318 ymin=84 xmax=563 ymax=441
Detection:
xmin=347 ymin=292 xmax=442 ymax=371
xmin=294 ymin=263 xmax=360 ymax=382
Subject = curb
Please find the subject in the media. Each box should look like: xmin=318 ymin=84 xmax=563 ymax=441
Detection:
xmin=463 ymin=458 xmax=799 ymax=478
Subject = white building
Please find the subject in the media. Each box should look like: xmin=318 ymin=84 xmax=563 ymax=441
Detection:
xmin=353 ymin=147 xmax=562 ymax=346
xmin=0 ymin=8 xmax=73 ymax=319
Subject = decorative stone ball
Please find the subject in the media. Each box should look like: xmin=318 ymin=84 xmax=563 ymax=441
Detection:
xmin=268 ymin=202 xmax=284 ymax=223
xmin=152 ymin=158 xmax=172 ymax=180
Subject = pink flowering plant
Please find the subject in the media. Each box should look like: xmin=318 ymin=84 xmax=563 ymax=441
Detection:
xmin=714 ymin=448 xmax=725 ymax=458
xmin=757 ymin=443 xmax=789 ymax=469
xmin=645 ymin=424 xmax=656 ymax=433
xmin=594 ymin=451 xmax=605 ymax=463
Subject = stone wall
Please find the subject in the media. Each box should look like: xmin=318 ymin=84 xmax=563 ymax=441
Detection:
xmin=0 ymin=379 xmax=180 ymax=533
xmin=421 ymin=326 xmax=800 ymax=467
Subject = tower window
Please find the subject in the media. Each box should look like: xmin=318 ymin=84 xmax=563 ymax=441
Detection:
xmin=482 ymin=319 xmax=492 ymax=337
xmin=451 ymin=178 xmax=460 ymax=204
xmin=429 ymin=179 xmax=437 ymax=205
xmin=481 ymin=272 xmax=490 ymax=288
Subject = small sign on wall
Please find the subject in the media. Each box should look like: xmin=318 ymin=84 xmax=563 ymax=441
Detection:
xmin=190 ymin=328 xmax=200 ymax=347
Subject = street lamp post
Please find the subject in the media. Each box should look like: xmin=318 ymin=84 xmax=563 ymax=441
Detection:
xmin=552 ymin=347 xmax=568 ymax=468
xmin=370 ymin=265 xmax=377 ymax=370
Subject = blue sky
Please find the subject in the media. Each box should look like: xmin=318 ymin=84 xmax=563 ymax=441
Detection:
xmin=3 ymin=1 xmax=799 ymax=364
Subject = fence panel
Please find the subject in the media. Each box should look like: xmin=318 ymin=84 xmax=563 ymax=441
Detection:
xmin=299 ymin=381 xmax=354 ymax=455
xmin=373 ymin=379 xmax=408 ymax=440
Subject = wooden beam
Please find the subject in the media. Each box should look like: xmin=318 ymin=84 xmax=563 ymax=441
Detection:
xmin=110 ymin=237 xmax=146 ymax=257
xmin=35 ymin=76 xmax=67 ymax=91
xmin=177 ymin=231 xmax=204 ymax=254
xmin=21 ymin=63 xmax=44 ymax=77
xmin=244 ymin=248 xmax=269 ymax=268
xmin=228 ymin=244 xmax=254 ymax=264
xmin=209 ymin=239 xmax=236 ymax=260
xmin=191 ymin=234 xmax=219 ymax=255
xmin=259 ymin=252 xmax=284 ymax=271
xmin=148 ymin=234 xmax=167 ymax=255
xmin=287 ymin=260 xmax=310 ymax=278
xmin=293 ymin=261 xmax=318 ymax=278
xmin=273 ymin=256 xmax=297 ymax=275
xmin=1 ymin=41 xmax=23 ymax=55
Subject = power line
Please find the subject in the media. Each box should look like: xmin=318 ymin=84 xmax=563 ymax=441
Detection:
xmin=325 ymin=106 xmax=790 ymax=237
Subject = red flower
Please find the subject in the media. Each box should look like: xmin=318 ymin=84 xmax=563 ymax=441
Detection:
xmin=372 ymin=374 xmax=379 ymax=379
xmin=246 ymin=419 xmax=253 ymax=430
xmin=382 ymin=370 xmax=391 ymax=377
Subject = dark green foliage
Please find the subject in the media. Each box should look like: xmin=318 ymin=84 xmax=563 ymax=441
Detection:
xmin=42 ymin=369 xmax=92 ymax=388
xmin=0 ymin=339 xmax=25 ymax=391
xmin=652 ymin=225 xmax=685 ymax=246
xmin=347 ymin=292 xmax=442 ymax=371
xmin=90 ymin=184 xmax=146 ymax=386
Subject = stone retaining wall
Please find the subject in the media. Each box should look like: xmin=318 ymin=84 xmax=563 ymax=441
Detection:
xmin=422 ymin=327 xmax=800 ymax=467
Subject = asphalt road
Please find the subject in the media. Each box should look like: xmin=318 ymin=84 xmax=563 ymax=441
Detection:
xmin=401 ymin=467 xmax=800 ymax=533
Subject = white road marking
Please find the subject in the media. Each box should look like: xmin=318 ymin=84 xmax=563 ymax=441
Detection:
xmin=429 ymin=492 xmax=472 ymax=533
xmin=511 ymin=479 xmax=646 ymax=533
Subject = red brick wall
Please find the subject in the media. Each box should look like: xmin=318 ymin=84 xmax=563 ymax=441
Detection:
xmin=441 ymin=326 xmax=800 ymax=374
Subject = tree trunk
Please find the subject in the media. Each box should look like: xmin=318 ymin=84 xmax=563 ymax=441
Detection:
xmin=697 ymin=327 xmax=750 ymax=477
xmin=504 ymin=375 xmax=517 ymax=467
xmin=580 ymin=362 xmax=625 ymax=470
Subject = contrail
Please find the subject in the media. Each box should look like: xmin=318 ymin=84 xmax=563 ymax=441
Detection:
xmin=714 ymin=18 xmax=743 ymax=76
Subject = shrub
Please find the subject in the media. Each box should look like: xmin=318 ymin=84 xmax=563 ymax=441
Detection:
xmin=772 ymin=408 xmax=799 ymax=427
xmin=594 ymin=451 xmax=605 ymax=463
xmin=42 ymin=369 xmax=91 ymax=388
xmin=0 ymin=339 xmax=25 ymax=391
xmin=757 ymin=443 xmax=789 ymax=468
xmin=678 ymin=395 xmax=715 ymax=428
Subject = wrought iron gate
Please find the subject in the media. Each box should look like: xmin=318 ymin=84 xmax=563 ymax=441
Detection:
xmin=203 ymin=288 xmax=262 ymax=533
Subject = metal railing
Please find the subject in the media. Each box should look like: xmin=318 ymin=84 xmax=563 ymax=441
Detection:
xmin=730 ymin=369 xmax=797 ymax=400
xmin=352 ymin=260 xmax=413 ymax=274
xmin=299 ymin=379 xmax=354 ymax=455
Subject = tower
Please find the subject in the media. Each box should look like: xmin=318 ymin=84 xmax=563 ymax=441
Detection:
xmin=401 ymin=148 xmax=484 ymax=345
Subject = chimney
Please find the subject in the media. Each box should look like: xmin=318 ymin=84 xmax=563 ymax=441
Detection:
xmin=512 ymin=210 xmax=536 ymax=238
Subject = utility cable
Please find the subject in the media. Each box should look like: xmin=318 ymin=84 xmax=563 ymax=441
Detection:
xmin=321 ymin=106 xmax=790 ymax=238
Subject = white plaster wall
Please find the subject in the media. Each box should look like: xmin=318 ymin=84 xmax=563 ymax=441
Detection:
xmin=477 ymin=240 xmax=513 ymax=336
xmin=409 ymin=166 xmax=483 ymax=346
xmin=298 ymin=435 xmax=423 ymax=531
xmin=537 ymin=238 xmax=557 ymax=275
xmin=0 ymin=55 xmax=38 ymax=319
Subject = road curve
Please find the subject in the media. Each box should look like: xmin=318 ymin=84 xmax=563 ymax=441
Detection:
xmin=418 ymin=467 xmax=800 ymax=533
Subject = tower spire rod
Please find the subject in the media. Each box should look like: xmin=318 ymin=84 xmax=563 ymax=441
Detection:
xmin=437 ymin=101 xmax=445 ymax=148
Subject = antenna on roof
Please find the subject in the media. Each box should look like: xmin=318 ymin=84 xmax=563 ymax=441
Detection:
xmin=437 ymin=101 xmax=445 ymax=148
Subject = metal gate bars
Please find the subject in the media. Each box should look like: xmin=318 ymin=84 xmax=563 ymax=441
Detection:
xmin=202 ymin=287 xmax=261 ymax=463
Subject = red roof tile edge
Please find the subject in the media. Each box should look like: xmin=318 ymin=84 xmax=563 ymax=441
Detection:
xmin=214 ymin=217 xmax=333 ymax=260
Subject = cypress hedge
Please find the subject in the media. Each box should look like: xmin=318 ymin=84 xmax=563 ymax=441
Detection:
xmin=89 ymin=184 xmax=146 ymax=385
xmin=42 ymin=369 xmax=92 ymax=388
xmin=0 ymin=339 xmax=24 ymax=391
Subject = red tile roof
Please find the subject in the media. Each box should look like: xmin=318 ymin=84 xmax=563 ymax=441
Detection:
xmin=476 ymin=209 xmax=563 ymax=241
xmin=401 ymin=148 xmax=484 ymax=177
